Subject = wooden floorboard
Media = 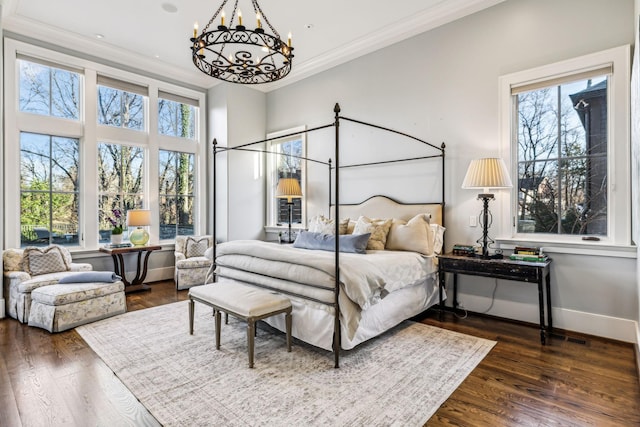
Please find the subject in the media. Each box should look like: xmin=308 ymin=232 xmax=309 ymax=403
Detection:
xmin=1 ymin=280 xmax=638 ymax=426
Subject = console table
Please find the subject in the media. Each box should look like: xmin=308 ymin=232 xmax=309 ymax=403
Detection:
xmin=437 ymin=253 xmax=553 ymax=344
xmin=99 ymin=245 xmax=162 ymax=293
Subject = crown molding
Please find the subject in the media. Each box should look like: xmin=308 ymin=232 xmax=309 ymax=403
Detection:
xmin=2 ymin=0 xmax=503 ymax=93
xmin=262 ymin=0 xmax=506 ymax=92
xmin=2 ymin=14 xmax=217 ymax=90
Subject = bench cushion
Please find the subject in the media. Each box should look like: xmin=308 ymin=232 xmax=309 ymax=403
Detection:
xmin=31 ymin=282 xmax=125 ymax=306
xmin=189 ymin=281 xmax=291 ymax=318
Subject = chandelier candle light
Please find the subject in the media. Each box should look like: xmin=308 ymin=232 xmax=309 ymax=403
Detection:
xmin=461 ymin=158 xmax=513 ymax=258
xmin=190 ymin=0 xmax=294 ymax=84
xmin=127 ymin=209 xmax=151 ymax=247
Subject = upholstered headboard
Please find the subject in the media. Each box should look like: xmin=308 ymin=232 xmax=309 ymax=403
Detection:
xmin=330 ymin=195 xmax=443 ymax=225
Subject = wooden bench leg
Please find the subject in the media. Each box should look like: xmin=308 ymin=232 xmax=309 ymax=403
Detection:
xmin=215 ymin=310 xmax=221 ymax=350
xmin=285 ymin=311 xmax=292 ymax=352
xmin=189 ymin=299 xmax=195 ymax=335
xmin=248 ymin=319 xmax=255 ymax=368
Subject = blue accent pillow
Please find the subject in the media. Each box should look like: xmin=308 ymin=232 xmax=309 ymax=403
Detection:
xmin=293 ymin=231 xmax=370 ymax=254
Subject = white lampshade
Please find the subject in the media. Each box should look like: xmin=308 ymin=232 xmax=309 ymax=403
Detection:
xmin=461 ymin=158 xmax=513 ymax=193
xmin=126 ymin=209 xmax=151 ymax=227
xmin=275 ymin=178 xmax=302 ymax=202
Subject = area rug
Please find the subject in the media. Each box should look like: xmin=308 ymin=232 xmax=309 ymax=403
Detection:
xmin=77 ymin=301 xmax=495 ymax=426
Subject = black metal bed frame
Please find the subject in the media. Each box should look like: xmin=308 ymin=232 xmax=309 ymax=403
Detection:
xmin=211 ymin=103 xmax=445 ymax=368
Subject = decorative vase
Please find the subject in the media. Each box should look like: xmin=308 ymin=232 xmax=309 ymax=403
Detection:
xmin=129 ymin=227 xmax=149 ymax=246
xmin=111 ymin=233 xmax=123 ymax=245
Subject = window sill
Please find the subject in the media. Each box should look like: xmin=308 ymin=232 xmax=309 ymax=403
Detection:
xmin=496 ymin=237 xmax=636 ymax=258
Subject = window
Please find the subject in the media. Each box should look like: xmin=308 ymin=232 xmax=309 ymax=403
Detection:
xmin=159 ymin=150 xmax=195 ymax=239
xmin=97 ymin=143 xmax=144 ymax=243
xmin=158 ymin=92 xmax=197 ymax=139
xmin=515 ymin=75 xmax=608 ymax=236
xmin=19 ymin=58 xmax=80 ymax=119
xmin=500 ymin=46 xmax=630 ymax=246
xmin=97 ymin=76 xmax=146 ymax=130
xmin=266 ymin=128 xmax=306 ymax=227
xmin=20 ymin=132 xmax=80 ymax=247
xmin=5 ymin=39 xmax=206 ymax=251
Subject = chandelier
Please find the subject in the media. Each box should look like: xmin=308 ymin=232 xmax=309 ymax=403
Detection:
xmin=190 ymin=0 xmax=294 ymax=84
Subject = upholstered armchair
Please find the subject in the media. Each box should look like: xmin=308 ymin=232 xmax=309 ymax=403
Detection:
xmin=174 ymin=235 xmax=213 ymax=290
xmin=3 ymin=245 xmax=92 ymax=323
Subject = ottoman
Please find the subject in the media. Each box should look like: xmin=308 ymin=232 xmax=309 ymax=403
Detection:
xmin=28 ymin=281 xmax=126 ymax=332
xmin=189 ymin=280 xmax=292 ymax=368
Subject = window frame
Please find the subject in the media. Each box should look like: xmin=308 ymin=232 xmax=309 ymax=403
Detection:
xmin=498 ymin=45 xmax=631 ymax=249
xmin=4 ymin=38 xmax=207 ymax=251
xmin=265 ymin=126 xmax=307 ymax=229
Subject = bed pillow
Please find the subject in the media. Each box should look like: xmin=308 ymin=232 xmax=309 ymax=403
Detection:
xmin=352 ymin=216 xmax=392 ymax=250
xmin=22 ymin=246 xmax=69 ymax=276
xmin=385 ymin=214 xmax=434 ymax=256
xmin=185 ymin=236 xmax=209 ymax=258
xmin=308 ymin=215 xmax=350 ymax=235
xmin=293 ymin=231 xmax=370 ymax=254
xmin=431 ymin=224 xmax=446 ymax=254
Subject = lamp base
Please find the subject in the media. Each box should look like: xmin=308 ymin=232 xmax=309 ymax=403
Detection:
xmin=129 ymin=227 xmax=149 ymax=246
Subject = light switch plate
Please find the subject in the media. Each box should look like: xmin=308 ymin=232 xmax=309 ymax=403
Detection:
xmin=469 ymin=215 xmax=477 ymax=227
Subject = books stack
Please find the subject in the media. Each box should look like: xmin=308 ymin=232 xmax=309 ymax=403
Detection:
xmin=509 ymin=246 xmax=547 ymax=262
xmin=452 ymin=244 xmax=476 ymax=256
xmin=105 ymin=243 xmax=133 ymax=249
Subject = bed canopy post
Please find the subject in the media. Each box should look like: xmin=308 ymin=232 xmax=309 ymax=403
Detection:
xmin=441 ymin=142 xmax=446 ymax=232
xmin=328 ymin=158 xmax=332 ymax=214
xmin=333 ymin=102 xmax=341 ymax=369
xmin=211 ymin=138 xmax=218 ymax=283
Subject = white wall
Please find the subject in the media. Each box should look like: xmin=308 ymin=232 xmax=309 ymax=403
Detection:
xmin=208 ymin=83 xmax=267 ymax=241
xmin=263 ymin=0 xmax=637 ymax=341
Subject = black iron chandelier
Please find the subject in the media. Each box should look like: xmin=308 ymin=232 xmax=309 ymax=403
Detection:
xmin=190 ymin=0 xmax=294 ymax=84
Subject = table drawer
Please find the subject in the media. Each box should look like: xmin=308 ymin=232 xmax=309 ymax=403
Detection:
xmin=439 ymin=257 xmax=540 ymax=281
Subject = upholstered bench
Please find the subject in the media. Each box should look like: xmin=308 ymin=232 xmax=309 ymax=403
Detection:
xmin=28 ymin=281 xmax=126 ymax=333
xmin=188 ymin=280 xmax=292 ymax=368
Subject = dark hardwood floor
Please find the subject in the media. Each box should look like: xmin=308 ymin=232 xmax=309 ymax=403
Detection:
xmin=1 ymin=280 xmax=639 ymax=426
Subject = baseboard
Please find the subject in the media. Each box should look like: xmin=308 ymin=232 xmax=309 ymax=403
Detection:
xmin=635 ymin=321 xmax=640 ymax=385
xmin=457 ymin=293 xmax=637 ymax=343
xmin=0 ymin=298 xmax=4 ymax=318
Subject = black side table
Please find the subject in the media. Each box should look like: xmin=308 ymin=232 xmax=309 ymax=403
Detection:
xmin=99 ymin=245 xmax=162 ymax=293
xmin=437 ymin=253 xmax=553 ymax=344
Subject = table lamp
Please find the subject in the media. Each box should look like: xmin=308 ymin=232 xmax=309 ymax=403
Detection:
xmin=275 ymin=178 xmax=302 ymax=243
xmin=127 ymin=209 xmax=151 ymax=246
xmin=461 ymin=158 xmax=512 ymax=258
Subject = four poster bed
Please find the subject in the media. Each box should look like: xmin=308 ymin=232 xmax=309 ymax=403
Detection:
xmin=210 ymin=104 xmax=446 ymax=367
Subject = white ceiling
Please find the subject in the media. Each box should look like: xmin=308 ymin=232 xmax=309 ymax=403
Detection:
xmin=1 ymin=0 xmax=504 ymax=91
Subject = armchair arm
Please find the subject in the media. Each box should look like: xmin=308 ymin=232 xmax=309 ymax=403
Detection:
xmin=4 ymin=270 xmax=31 ymax=282
xmin=175 ymin=253 xmax=186 ymax=262
xmin=69 ymin=263 xmax=93 ymax=272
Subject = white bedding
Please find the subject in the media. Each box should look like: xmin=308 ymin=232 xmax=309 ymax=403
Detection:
xmin=214 ymin=240 xmax=440 ymax=348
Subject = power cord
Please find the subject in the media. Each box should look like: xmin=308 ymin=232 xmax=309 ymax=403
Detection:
xmin=453 ymin=279 xmax=499 ymax=317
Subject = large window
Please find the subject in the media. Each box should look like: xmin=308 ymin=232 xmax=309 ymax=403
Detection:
xmin=515 ymin=75 xmax=608 ymax=236
xmin=266 ymin=128 xmax=306 ymax=228
xmin=500 ymin=46 xmax=630 ymax=246
xmin=20 ymin=133 xmax=80 ymax=247
xmin=159 ymin=150 xmax=195 ymax=239
xmin=98 ymin=143 xmax=144 ymax=243
xmin=5 ymin=39 xmax=206 ymax=251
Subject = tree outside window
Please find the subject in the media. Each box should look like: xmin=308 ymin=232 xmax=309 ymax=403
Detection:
xmin=516 ymin=76 xmax=608 ymax=236
xmin=158 ymin=97 xmax=196 ymax=139
xmin=97 ymin=85 xmax=144 ymax=130
xmin=20 ymin=133 xmax=80 ymax=247
xmin=19 ymin=59 xmax=80 ymax=119
xmin=159 ymin=150 xmax=195 ymax=239
xmin=98 ymin=143 xmax=144 ymax=242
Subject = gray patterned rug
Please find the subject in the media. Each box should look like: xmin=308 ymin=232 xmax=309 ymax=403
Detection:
xmin=77 ymin=301 xmax=495 ymax=426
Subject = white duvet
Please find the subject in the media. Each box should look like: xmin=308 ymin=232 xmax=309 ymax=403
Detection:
xmin=215 ymin=240 xmax=438 ymax=340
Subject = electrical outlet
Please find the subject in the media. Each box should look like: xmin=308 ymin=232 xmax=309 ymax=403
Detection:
xmin=469 ymin=215 xmax=477 ymax=227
